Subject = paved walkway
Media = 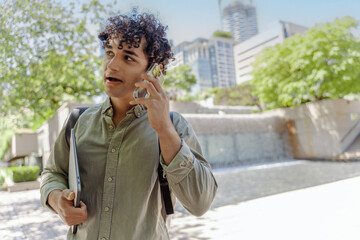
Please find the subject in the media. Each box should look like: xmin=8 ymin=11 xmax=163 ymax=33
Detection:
xmin=1 ymin=160 xmax=360 ymax=239
xmin=170 ymin=176 xmax=360 ymax=240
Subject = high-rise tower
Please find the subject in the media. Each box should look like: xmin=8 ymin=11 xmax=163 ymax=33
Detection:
xmin=219 ymin=0 xmax=258 ymax=42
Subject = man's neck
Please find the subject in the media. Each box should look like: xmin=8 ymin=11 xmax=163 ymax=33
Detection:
xmin=110 ymin=97 xmax=132 ymax=127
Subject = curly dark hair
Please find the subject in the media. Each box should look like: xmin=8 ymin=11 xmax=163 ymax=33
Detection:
xmin=98 ymin=10 xmax=174 ymax=74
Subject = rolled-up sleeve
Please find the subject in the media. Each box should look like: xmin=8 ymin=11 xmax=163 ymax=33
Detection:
xmin=40 ymin=126 xmax=69 ymax=213
xmin=160 ymin=113 xmax=218 ymax=217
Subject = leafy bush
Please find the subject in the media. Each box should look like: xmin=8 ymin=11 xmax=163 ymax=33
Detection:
xmin=0 ymin=129 xmax=14 ymax=161
xmin=177 ymin=93 xmax=197 ymax=102
xmin=199 ymin=82 xmax=262 ymax=110
xmin=4 ymin=166 xmax=40 ymax=183
xmin=0 ymin=174 xmax=4 ymax=186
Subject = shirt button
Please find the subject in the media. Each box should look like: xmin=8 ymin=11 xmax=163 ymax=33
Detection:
xmin=107 ymin=177 xmax=113 ymax=182
xmin=101 ymin=238 xmax=106 ymax=240
xmin=104 ymin=207 xmax=110 ymax=212
xmin=180 ymin=161 xmax=187 ymax=167
xmin=111 ymin=148 xmax=116 ymax=153
xmin=109 ymin=125 xmax=113 ymax=130
xmin=108 ymin=109 xmax=113 ymax=114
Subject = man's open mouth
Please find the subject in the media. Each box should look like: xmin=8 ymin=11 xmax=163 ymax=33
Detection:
xmin=106 ymin=77 xmax=122 ymax=82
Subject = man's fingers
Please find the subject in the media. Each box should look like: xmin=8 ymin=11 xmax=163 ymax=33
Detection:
xmin=61 ymin=203 xmax=88 ymax=226
xmin=62 ymin=189 xmax=75 ymax=200
xmin=135 ymin=80 xmax=158 ymax=97
xmin=141 ymin=74 xmax=163 ymax=93
xmin=130 ymin=98 xmax=152 ymax=106
xmin=80 ymin=201 xmax=87 ymax=212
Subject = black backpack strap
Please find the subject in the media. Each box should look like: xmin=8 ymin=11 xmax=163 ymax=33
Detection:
xmin=158 ymin=111 xmax=175 ymax=215
xmin=65 ymin=107 xmax=89 ymax=147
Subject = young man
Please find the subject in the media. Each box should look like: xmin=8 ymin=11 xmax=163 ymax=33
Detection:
xmin=40 ymin=12 xmax=217 ymax=240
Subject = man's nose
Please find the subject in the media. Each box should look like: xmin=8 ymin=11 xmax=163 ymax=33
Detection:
xmin=107 ymin=57 xmax=121 ymax=71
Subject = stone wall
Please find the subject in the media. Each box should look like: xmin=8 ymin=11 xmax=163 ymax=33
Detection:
xmin=270 ymin=99 xmax=360 ymax=160
xmin=170 ymin=101 xmax=257 ymax=114
xmin=183 ymin=114 xmax=293 ymax=168
xmin=37 ymin=99 xmax=360 ymax=170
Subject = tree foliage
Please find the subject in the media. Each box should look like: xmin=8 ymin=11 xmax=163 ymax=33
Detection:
xmin=213 ymin=31 xmax=233 ymax=39
xmin=0 ymin=0 xmax=109 ymax=130
xmin=199 ymin=82 xmax=261 ymax=109
xmin=251 ymin=17 xmax=360 ymax=110
xmin=163 ymin=64 xmax=196 ymax=100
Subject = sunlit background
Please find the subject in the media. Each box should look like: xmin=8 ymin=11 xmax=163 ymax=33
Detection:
xmin=1 ymin=0 xmax=360 ymax=239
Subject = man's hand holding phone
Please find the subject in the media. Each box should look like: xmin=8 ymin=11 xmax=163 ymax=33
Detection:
xmin=130 ymin=63 xmax=181 ymax=165
xmin=130 ymin=63 xmax=172 ymax=134
xmin=133 ymin=63 xmax=165 ymax=99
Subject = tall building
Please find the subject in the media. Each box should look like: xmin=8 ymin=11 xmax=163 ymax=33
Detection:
xmin=169 ymin=36 xmax=236 ymax=93
xmin=233 ymin=21 xmax=308 ymax=84
xmin=209 ymin=37 xmax=236 ymax=88
xmin=220 ymin=0 xmax=258 ymax=42
xmin=170 ymin=38 xmax=212 ymax=93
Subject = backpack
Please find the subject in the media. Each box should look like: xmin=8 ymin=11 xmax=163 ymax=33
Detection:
xmin=64 ymin=107 xmax=174 ymax=215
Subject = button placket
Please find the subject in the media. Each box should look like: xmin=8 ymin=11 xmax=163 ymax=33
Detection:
xmin=98 ymin=113 xmax=135 ymax=239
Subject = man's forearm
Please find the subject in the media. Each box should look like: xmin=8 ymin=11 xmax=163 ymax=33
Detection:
xmin=47 ymin=189 xmax=62 ymax=213
xmin=157 ymin=126 xmax=181 ymax=166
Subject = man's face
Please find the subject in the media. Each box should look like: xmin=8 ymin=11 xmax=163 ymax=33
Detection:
xmin=102 ymin=38 xmax=149 ymax=100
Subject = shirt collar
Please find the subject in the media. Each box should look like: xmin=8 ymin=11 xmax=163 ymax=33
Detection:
xmin=101 ymin=97 xmax=146 ymax=118
xmin=133 ymin=104 xmax=146 ymax=118
xmin=101 ymin=97 xmax=112 ymax=114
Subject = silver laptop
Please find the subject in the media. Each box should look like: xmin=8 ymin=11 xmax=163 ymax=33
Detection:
xmin=69 ymin=128 xmax=81 ymax=234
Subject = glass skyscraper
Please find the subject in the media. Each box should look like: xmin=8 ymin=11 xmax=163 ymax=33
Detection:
xmin=220 ymin=0 xmax=258 ymax=42
xmin=170 ymin=36 xmax=236 ymax=94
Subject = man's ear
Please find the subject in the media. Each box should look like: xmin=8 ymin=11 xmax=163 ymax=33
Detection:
xmin=159 ymin=64 xmax=163 ymax=72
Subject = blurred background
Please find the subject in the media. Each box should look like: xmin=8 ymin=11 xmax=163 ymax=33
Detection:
xmin=0 ymin=0 xmax=360 ymax=239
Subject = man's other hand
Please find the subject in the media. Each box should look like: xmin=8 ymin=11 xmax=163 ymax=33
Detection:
xmin=48 ymin=189 xmax=88 ymax=226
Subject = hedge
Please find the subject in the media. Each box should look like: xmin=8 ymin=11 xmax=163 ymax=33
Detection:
xmin=4 ymin=166 xmax=40 ymax=183
xmin=0 ymin=174 xmax=4 ymax=186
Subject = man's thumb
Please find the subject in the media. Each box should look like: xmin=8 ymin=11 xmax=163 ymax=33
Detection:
xmin=62 ymin=189 xmax=75 ymax=200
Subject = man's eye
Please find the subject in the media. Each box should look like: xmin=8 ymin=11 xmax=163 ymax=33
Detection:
xmin=106 ymin=51 xmax=114 ymax=56
xmin=125 ymin=56 xmax=134 ymax=62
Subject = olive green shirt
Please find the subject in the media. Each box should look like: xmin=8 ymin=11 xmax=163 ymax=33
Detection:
xmin=40 ymin=97 xmax=218 ymax=240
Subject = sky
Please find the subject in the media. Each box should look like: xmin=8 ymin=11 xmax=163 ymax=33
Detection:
xmin=64 ymin=0 xmax=360 ymax=46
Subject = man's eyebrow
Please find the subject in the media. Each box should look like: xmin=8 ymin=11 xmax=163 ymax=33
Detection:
xmin=123 ymin=50 xmax=139 ymax=58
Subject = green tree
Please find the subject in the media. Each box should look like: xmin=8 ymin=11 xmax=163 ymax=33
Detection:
xmin=163 ymin=64 xmax=196 ymax=100
xmin=213 ymin=31 xmax=233 ymax=38
xmin=0 ymin=0 xmax=109 ymax=130
xmin=199 ymin=82 xmax=262 ymax=110
xmin=251 ymin=17 xmax=360 ymax=110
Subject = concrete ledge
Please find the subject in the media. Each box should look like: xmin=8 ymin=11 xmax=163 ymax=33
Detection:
xmin=6 ymin=180 xmax=40 ymax=192
xmin=170 ymin=101 xmax=256 ymax=114
xmin=269 ymin=99 xmax=360 ymax=159
xmin=338 ymin=152 xmax=360 ymax=160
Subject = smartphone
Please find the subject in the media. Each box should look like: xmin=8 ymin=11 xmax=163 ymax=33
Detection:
xmin=133 ymin=63 xmax=165 ymax=99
